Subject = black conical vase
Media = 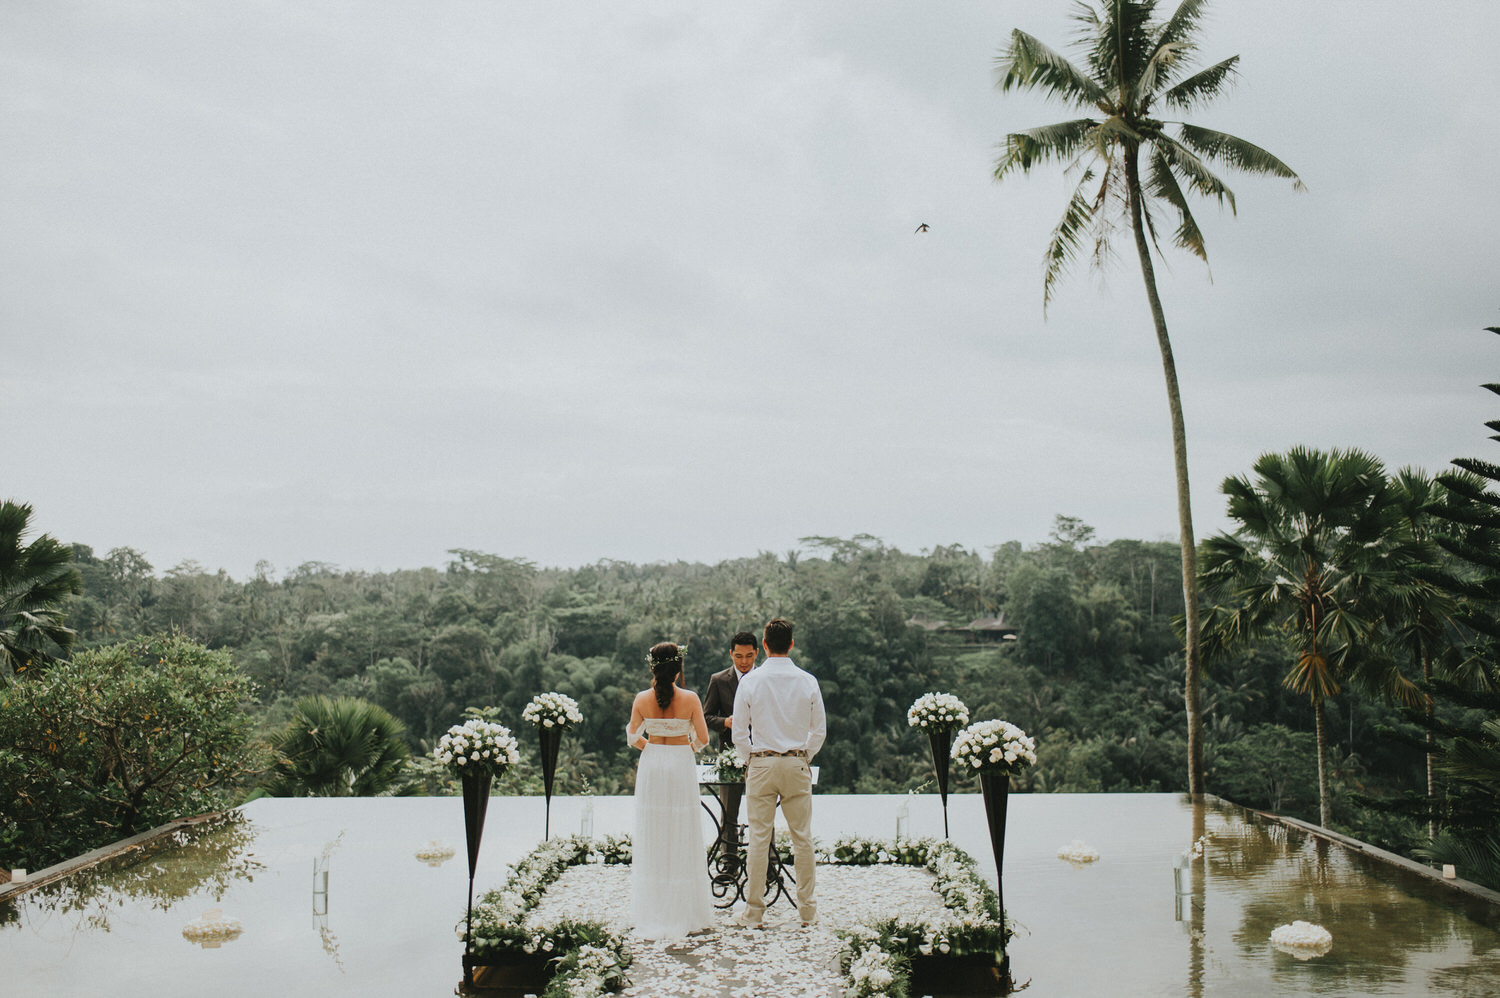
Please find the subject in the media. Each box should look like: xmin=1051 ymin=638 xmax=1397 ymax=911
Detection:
xmin=925 ymin=726 xmax=956 ymax=838
xmin=978 ymin=769 xmax=1010 ymax=922
xmin=461 ymin=768 xmax=493 ymax=963
xmin=539 ymin=725 xmax=563 ymax=839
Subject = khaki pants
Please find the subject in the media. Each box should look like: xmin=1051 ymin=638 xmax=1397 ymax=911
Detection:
xmin=743 ymin=755 xmax=816 ymax=923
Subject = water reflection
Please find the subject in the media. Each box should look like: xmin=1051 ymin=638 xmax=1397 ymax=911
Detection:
xmin=1185 ymin=799 xmax=1206 ymax=998
xmin=0 ymin=795 xmax=1496 ymax=997
xmin=0 ymin=812 xmax=260 ymax=936
xmin=181 ymin=907 xmax=244 ymax=948
xmin=1206 ymin=810 xmax=1500 ymax=996
xmin=312 ymin=831 xmax=344 ymax=971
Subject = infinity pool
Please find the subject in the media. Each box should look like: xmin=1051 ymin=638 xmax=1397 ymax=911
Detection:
xmin=3 ymin=794 xmax=1497 ymax=996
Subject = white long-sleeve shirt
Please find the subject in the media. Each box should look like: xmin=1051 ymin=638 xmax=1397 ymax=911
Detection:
xmin=731 ymin=655 xmax=826 ymax=764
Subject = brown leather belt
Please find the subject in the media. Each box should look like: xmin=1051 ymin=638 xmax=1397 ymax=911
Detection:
xmin=749 ymin=749 xmax=807 ymax=759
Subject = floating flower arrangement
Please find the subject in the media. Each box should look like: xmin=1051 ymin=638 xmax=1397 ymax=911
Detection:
xmin=414 ymin=840 xmax=456 ymax=866
xmin=1056 ymin=840 xmax=1100 ymax=864
xmin=181 ymin=908 xmax=243 ymax=947
xmin=1270 ymin=920 xmax=1333 ymax=959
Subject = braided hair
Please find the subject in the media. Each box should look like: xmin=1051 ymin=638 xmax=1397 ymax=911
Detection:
xmin=648 ymin=642 xmax=684 ymax=710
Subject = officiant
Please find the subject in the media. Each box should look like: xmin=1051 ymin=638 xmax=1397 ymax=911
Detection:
xmin=702 ymin=631 xmax=758 ymax=856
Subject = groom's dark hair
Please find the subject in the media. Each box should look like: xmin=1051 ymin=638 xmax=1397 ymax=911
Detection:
xmin=763 ymin=618 xmax=794 ymax=655
xmin=730 ymin=631 xmax=758 ymax=650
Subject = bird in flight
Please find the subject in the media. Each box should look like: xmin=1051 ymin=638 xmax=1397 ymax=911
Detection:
xmin=914 ymin=223 xmax=930 ymax=233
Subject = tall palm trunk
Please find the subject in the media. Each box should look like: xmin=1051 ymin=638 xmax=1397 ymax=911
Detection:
xmin=1313 ymin=696 xmax=1332 ymax=827
xmin=1126 ymin=147 xmax=1205 ymax=794
xmin=1424 ymin=650 xmax=1436 ymax=841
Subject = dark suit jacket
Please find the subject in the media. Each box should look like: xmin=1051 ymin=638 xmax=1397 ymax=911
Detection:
xmin=703 ymin=666 xmax=742 ymax=749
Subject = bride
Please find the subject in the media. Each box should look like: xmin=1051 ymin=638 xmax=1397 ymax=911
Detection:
xmin=627 ymin=642 xmax=714 ymax=939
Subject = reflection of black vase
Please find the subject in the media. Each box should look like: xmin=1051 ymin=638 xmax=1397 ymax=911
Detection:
xmin=539 ymin=725 xmax=562 ymax=839
xmin=979 ymin=769 xmax=1010 ymax=922
xmin=461 ymin=768 xmax=493 ymax=962
xmin=925 ymin=727 xmax=955 ymax=838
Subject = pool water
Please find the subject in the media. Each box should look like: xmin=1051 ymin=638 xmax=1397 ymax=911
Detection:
xmin=3 ymin=793 xmax=1497 ymax=996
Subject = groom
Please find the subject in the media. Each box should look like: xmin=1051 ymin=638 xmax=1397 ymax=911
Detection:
xmin=731 ymin=617 xmax=826 ymax=928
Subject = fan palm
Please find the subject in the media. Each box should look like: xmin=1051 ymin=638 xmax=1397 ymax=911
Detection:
xmin=0 ymin=499 xmax=83 ymax=679
xmin=993 ymin=0 xmax=1303 ymax=793
xmin=1200 ymin=447 xmax=1420 ymax=827
xmin=262 ymin=696 xmax=413 ymax=797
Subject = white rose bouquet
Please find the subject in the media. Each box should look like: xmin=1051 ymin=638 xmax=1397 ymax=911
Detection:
xmin=523 ymin=691 xmax=583 ymax=730
xmin=906 ymin=692 xmax=970 ymax=731
xmin=951 ymin=719 xmax=1036 ymax=774
xmin=432 ymin=718 xmax=520 ymax=779
xmin=710 ymin=748 xmax=746 ymax=783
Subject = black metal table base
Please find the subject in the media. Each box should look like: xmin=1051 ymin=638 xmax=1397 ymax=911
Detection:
xmin=700 ymin=785 xmax=795 ymax=909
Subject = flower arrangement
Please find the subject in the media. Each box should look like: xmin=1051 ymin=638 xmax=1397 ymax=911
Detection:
xmin=843 ymin=943 xmax=906 ymax=998
xmin=950 ymin=719 xmax=1036 ymax=773
xmin=431 ymin=718 xmax=520 ymax=779
xmin=181 ymin=909 xmax=243 ymax=946
xmin=524 ymin=692 xmax=584 ymax=730
xmin=468 ymin=831 xmax=1002 ymax=998
xmin=830 ymin=834 xmax=1009 ymax=998
xmin=710 ymin=748 xmax=746 ymax=783
xmin=464 ymin=835 xmax=633 ymax=997
xmin=1056 ymin=840 xmax=1100 ymax=864
xmin=414 ymin=840 xmax=456 ymax=866
xmin=465 ymin=835 xmax=632 ymax=954
xmin=906 ymin=693 xmax=970 ymax=732
xmin=1270 ymin=921 xmax=1332 ymax=959
xmin=542 ymin=941 xmax=631 ymax=998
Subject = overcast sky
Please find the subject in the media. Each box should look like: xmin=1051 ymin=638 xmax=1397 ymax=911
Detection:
xmin=5 ymin=1 xmax=1498 ymax=579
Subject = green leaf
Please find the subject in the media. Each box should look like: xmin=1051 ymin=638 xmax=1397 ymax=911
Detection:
xmin=1177 ymin=123 xmax=1305 ymax=189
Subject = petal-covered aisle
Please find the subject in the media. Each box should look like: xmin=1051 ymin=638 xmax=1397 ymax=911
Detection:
xmin=530 ymin=864 xmax=947 ymax=997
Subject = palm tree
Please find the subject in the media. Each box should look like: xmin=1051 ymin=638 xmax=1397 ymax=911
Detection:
xmin=261 ymin=696 xmax=414 ymax=797
xmin=1385 ymin=468 xmax=1470 ymax=837
xmin=993 ymin=0 xmax=1303 ymax=793
xmin=0 ymin=499 xmax=83 ymax=679
xmin=1199 ymin=447 xmax=1421 ymax=827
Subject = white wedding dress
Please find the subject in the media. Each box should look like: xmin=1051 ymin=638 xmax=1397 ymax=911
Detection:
xmin=630 ymin=718 xmax=715 ymax=939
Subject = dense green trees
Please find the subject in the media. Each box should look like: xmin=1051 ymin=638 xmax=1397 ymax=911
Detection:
xmin=0 ymin=500 xmax=82 ymax=678
xmin=45 ymin=527 xmax=1217 ymax=800
xmin=4 ymin=505 xmax=1455 ymax=872
xmin=0 ymin=634 xmax=258 ymax=870
xmin=992 ymin=0 xmax=1304 ymax=795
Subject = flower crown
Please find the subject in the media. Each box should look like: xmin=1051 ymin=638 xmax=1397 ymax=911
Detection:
xmin=647 ymin=645 xmax=686 ymax=669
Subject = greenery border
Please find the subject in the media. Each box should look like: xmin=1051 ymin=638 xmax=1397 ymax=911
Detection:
xmin=464 ymin=832 xmax=1008 ymax=998
xmin=824 ymin=835 xmax=1010 ymax=998
xmin=465 ymin=834 xmax=633 ymax=997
